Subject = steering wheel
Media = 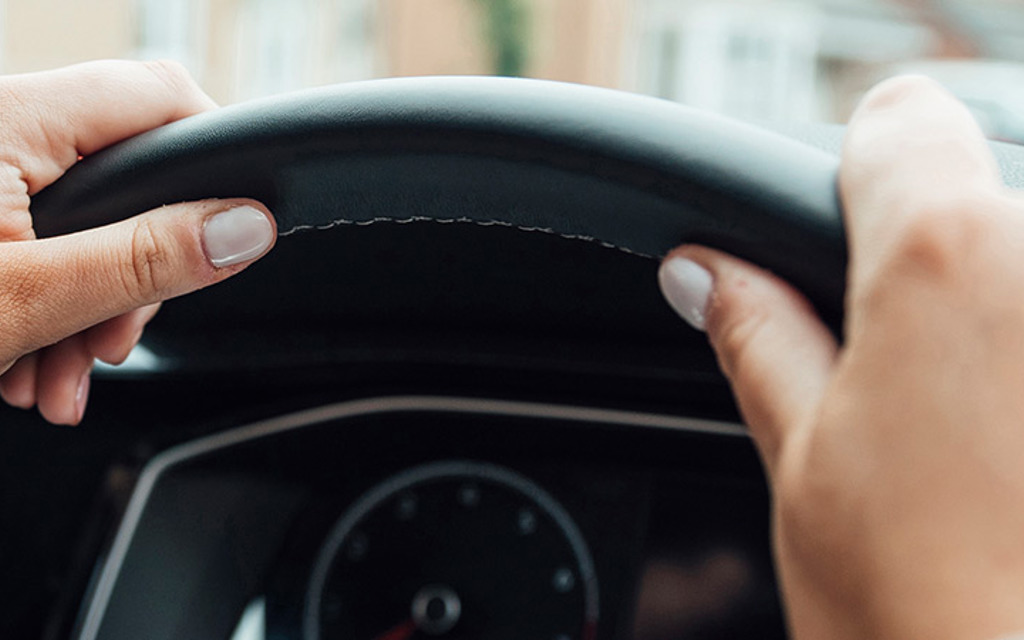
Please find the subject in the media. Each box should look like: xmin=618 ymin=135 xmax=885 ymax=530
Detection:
xmin=27 ymin=76 xmax=860 ymax=329
xmin=35 ymin=77 xmax=1024 ymax=332
xmin=23 ymin=77 xmax=1024 ymax=640
xmin=34 ymin=77 xmax=1024 ymax=334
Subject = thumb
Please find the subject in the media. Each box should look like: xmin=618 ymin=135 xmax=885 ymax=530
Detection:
xmin=658 ymin=246 xmax=837 ymax=472
xmin=0 ymin=199 xmax=274 ymax=362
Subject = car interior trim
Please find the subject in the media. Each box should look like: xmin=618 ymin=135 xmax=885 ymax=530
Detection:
xmin=74 ymin=395 xmax=747 ymax=640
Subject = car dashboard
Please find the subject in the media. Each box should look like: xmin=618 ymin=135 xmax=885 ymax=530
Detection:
xmin=2 ymin=221 xmax=784 ymax=640
xmin=92 ymin=397 xmax=781 ymax=640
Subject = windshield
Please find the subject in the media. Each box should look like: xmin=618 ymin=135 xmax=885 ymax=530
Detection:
xmin=6 ymin=0 xmax=1024 ymax=139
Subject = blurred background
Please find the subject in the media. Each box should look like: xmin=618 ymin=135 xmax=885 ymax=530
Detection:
xmin=4 ymin=0 xmax=1024 ymax=140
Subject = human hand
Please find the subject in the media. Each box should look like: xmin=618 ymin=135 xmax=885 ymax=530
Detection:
xmin=0 ymin=61 xmax=275 ymax=425
xmin=659 ymin=76 xmax=1024 ymax=640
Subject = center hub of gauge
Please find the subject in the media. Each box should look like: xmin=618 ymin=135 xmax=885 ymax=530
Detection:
xmin=411 ymin=585 xmax=461 ymax=635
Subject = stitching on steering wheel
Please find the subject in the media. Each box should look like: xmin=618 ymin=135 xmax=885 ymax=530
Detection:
xmin=278 ymin=215 xmax=658 ymax=259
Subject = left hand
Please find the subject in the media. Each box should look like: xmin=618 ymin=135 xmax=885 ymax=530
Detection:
xmin=0 ymin=60 xmax=275 ymax=425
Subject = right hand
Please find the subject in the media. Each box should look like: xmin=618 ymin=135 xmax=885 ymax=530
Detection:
xmin=660 ymin=76 xmax=1024 ymax=640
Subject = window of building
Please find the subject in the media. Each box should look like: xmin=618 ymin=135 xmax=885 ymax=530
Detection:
xmin=234 ymin=0 xmax=374 ymax=101
xmin=135 ymin=0 xmax=205 ymax=79
xmin=637 ymin=0 xmax=822 ymax=122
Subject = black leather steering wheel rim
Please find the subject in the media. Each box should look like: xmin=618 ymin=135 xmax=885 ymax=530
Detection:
xmin=30 ymin=76 xmax=1024 ymax=332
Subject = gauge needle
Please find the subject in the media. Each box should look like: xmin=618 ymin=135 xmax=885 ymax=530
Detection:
xmin=370 ymin=619 xmax=416 ymax=640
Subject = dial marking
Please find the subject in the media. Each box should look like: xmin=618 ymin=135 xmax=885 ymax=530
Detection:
xmin=517 ymin=508 xmax=538 ymax=535
xmin=395 ymin=493 xmax=417 ymax=520
xmin=457 ymin=483 xmax=481 ymax=507
xmin=553 ymin=567 xmax=576 ymax=593
xmin=346 ymin=532 xmax=369 ymax=562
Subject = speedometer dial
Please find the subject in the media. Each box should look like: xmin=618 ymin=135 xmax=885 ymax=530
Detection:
xmin=305 ymin=461 xmax=599 ymax=640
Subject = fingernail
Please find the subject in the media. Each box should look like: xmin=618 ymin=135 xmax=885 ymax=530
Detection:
xmin=75 ymin=367 xmax=91 ymax=424
xmin=658 ymin=257 xmax=713 ymax=331
xmin=203 ymin=206 xmax=274 ymax=268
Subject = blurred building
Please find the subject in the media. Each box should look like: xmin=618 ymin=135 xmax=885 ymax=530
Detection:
xmin=632 ymin=0 xmax=1024 ymax=130
xmin=0 ymin=0 xmax=1023 ymax=136
xmin=3 ymin=0 xmax=376 ymax=104
xmin=0 ymin=0 xmax=628 ymax=104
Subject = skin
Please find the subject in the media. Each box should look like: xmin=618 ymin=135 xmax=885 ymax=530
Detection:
xmin=664 ymin=76 xmax=1024 ymax=639
xmin=0 ymin=60 xmax=275 ymax=425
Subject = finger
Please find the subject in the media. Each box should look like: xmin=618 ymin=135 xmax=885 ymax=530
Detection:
xmin=0 ymin=353 xmax=37 ymax=409
xmin=841 ymin=75 xmax=1004 ymax=287
xmin=0 ymin=59 xmax=217 ymax=195
xmin=85 ymin=303 xmax=161 ymax=365
xmin=659 ymin=247 xmax=838 ymax=472
xmin=36 ymin=335 xmax=92 ymax=426
xmin=0 ymin=60 xmax=216 ymax=243
xmin=0 ymin=199 xmax=275 ymax=363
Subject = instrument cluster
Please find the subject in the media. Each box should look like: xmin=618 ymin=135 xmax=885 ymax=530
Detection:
xmin=73 ymin=397 xmax=786 ymax=640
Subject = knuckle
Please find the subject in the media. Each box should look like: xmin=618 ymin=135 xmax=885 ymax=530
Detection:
xmin=897 ymin=208 xmax=976 ymax=275
xmin=884 ymin=193 xmax=1001 ymax=285
xmin=141 ymin=59 xmax=213 ymax=114
xmin=0 ymin=260 xmax=51 ymax=357
xmin=0 ymin=80 xmax=48 ymax=154
xmin=122 ymin=219 xmax=173 ymax=304
xmin=849 ymin=192 xmax=1024 ymax=332
xmin=859 ymin=74 xmax=943 ymax=112
xmin=143 ymin=59 xmax=197 ymax=97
